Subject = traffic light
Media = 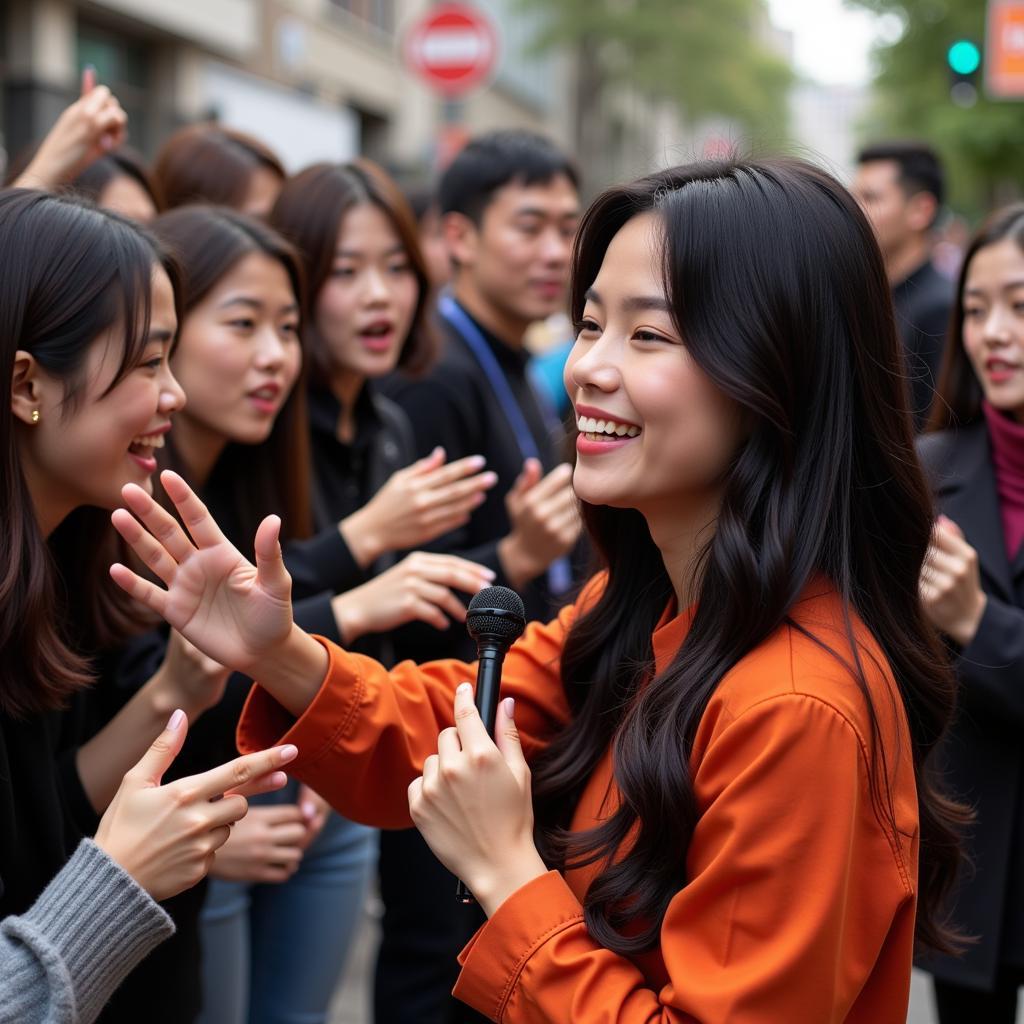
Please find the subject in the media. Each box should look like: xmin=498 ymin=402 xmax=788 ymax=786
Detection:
xmin=947 ymin=39 xmax=981 ymax=107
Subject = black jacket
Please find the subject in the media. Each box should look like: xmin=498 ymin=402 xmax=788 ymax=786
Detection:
xmin=382 ymin=302 xmax=576 ymax=661
xmin=304 ymin=383 xmax=417 ymax=666
xmin=917 ymin=423 xmax=1024 ymax=990
xmin=893 ymin=260 xmax=953 ymax=431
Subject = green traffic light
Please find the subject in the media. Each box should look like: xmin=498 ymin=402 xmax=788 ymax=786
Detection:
xmin=948 ymin=40 xmax=981 ymax=75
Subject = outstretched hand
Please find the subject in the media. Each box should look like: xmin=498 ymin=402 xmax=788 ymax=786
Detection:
xmin=109 ymin=471 xmax=295 ymax=677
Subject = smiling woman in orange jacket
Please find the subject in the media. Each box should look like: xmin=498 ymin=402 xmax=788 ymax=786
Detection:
xmin=108 ymin=158 xmax=966 ymax=1022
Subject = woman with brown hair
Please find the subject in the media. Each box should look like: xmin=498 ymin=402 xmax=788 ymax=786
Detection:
xmin=153 ymin=123 xmax=286 ymax=216
xmin=917 ymin=204 xmax=1024 ymax=1020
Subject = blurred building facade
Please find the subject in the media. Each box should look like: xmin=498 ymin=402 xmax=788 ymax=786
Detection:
xmin=0 ymin=0 xmax=576 ymax=179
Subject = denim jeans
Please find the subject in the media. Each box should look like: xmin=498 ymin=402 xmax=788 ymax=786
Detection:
xmin=197 ymin=783 xmax=377 ymax=1024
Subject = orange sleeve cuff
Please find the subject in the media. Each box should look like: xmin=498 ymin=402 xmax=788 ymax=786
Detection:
xmin=453 ymin=871 xmax=585 ymax=1021
xmin=235 ymin=635 xmax=361 ymax=765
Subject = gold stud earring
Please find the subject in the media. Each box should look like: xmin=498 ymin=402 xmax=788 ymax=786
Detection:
xmin=31 ymin=409 xmax=40 ymax=423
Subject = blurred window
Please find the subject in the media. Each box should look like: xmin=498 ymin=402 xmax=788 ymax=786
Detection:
xmin=76 ymin=20 xmax=154 ymax=152
xmin=327 ymin=0 xmax=395 ymax=35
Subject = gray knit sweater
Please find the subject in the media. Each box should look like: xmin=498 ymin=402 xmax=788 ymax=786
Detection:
xmin=0 ymin=839 xmax=174 ymax=1023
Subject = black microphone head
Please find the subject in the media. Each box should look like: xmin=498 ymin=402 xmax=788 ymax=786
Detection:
xmin=467 ymin=586 xmax=526 ymax=647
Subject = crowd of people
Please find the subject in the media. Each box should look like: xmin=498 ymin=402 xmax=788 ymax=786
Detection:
xmin=1 ymin=68 xmax=1023 ymax=1024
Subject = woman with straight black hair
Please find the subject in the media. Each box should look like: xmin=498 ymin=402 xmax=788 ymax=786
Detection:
xmin=133 ymin=204 xmax=494 ymax=1024
xmin=110 ymin=157 xmax=965 ymax=1022
xmin=0 ymin=188 xmax=295 ymax=1022
xmin=917 ymin=204 xmax=1024 ymax=1020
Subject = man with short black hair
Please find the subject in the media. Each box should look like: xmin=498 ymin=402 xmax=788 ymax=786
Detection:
xmin=853 ymin=140 xmax=953 ymax=429
xmin=377 ymin=130 xmax=582 ymax=1024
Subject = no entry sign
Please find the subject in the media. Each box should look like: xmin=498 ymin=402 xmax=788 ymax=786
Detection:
xmin=403 ymin=4 xmax=499 ymax=97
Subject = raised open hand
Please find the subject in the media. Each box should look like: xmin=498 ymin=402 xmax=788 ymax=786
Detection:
xmin=109 ymin=471 xmax=294 ymax=676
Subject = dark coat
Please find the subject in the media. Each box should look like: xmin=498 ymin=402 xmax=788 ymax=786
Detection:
xmin=893 ymin=260 xmax=953 ymax=432
xmin=917 ymin=423 xmax=1024 ymax=990
xmin=382 ymin=303 xmax=574 ymax=662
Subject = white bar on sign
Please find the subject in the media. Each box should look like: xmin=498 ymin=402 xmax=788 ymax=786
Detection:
xmin=420 ymin=30 xmax=487 ymax=65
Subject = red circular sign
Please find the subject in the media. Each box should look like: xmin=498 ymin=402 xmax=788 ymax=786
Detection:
xmin=403 ymin=4 xmax=499 ymax=97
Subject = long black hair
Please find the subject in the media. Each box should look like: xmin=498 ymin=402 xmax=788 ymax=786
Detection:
xmin=0 ymin=189 xmax=180 ymax=716
xmin=150 ymin=205 xmax=313 ymax=544
xmin=926 ymin=202 xmax=1024 ymax=432
xmin=530 ymin=158 xmax=964 ymax=956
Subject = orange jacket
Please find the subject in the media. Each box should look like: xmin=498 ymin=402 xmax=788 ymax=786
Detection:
xmin=237 ymin=582 xmax=918 ymax=1022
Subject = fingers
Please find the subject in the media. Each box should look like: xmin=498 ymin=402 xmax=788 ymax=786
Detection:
xmin=109 ymin=562 xmax=169 ymax=618
xmin=205 ymin=793 xmax=249 ymax=829
xmin=254 ymin=515 xmax=292 ymax=598
xmin=226 ymin=770 xmax=290 ymax=800
xmin=416 ymin=580 xmax=468 ymax=624
xmin=160 ymin=471 xmax=231 ymax=549
xmin=408 ymin=447 xmax=447 ymax=475
xmin=509 ymin=458 xmax=543 ymax=499
xmin=495 ymin=697 xmax=527 ymax=772
xmin=110 ymin=508 xmax=180 ymax=585
xmin=130 ymin=709 xmax=188 ymax=787
xmin=190 ymin=745 xmax=298 ymax=802
xmin=256 ymin=804 xmax=308 ymax=827
xmin=453 ymin=681 xmax=491 ymax=754
xmin=937 ymin=514 xmax=965 ymax=541
xmin=407 ymin=553 xmax=495 ymax=591
xmin=531 ymin=463 xmax=575 ymax=501
xmin=118 ymin=483 xmax=195 ymax=563
xmin=297 ymin=785 xmax=328 ymax=823
xmin=933 ymin=521 xmax=974 ymax=559
xmin=266 ymin=821 xmax=308 ymax=847
xmin=81 ymin=65 xmax=96 ymax=96
xmin=421 ymin=455 xmax=488 ymax=488
xmin=422 ymin=471 xmax=498 ymax=510
xmin=436 ymin=726 xmax=462 ymax=761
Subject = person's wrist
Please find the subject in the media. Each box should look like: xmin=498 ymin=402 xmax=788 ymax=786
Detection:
xmin=252 ymin=624 xmax=329 ymax=718
xmin=330 ymin=593 xmax=366 ymax=646
xmin=497 ymin=535 xmax=541 ymax=590
xmin=951 ymin=591 xmax=987 ymax=647
xmin=145 ymin=668 xmax=203 ymax=721
xmin=472 ymin=847 xmax=548 ymax=918
xmin=339 ymin=508 xmax=383 ymax=569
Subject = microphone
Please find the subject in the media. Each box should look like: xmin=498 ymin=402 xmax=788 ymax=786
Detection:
xmin=455 ymin=585 xmax=526 ymax=904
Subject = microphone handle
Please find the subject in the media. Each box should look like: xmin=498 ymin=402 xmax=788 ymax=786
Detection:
xmin=455 ymin=644 xmax=505 ymax=904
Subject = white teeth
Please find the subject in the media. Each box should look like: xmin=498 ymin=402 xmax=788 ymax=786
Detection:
xmin=130 ymin=433 xmax=165 ymax=448
xmin=576 ymin=415 xmax=640 ymax=438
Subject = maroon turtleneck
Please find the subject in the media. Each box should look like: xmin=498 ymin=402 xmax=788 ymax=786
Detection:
xmin=983 ymin=399 xmax=1024 ymax=561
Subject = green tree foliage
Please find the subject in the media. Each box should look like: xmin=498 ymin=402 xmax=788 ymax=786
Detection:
xmin=518 ymin=0 xmax=792 ymax=190
xmin=848 ymin=0 xmax=1024 ymax=215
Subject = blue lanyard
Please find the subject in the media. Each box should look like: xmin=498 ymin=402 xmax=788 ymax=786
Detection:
xmin=438 ymin=293 xmax=572 ymax=594
xmin=439 ymin=293 xmax=543 ymax=463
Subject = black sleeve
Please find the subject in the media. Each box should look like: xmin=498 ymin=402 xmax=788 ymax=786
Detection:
xmin=386 ymin=373 xmax=478 ymax=464
xmin=293 ymin=591 xmax=342 ymax=645
xmin=908 ymin=301 xmax=951 ymax=430
xmin=284 ymin=527 xmax=367 ymax=600
xmin=955 ymin=595 xmax=1024 ymax=727
xmin=55 ymin=750 xmax=101 ymax=838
